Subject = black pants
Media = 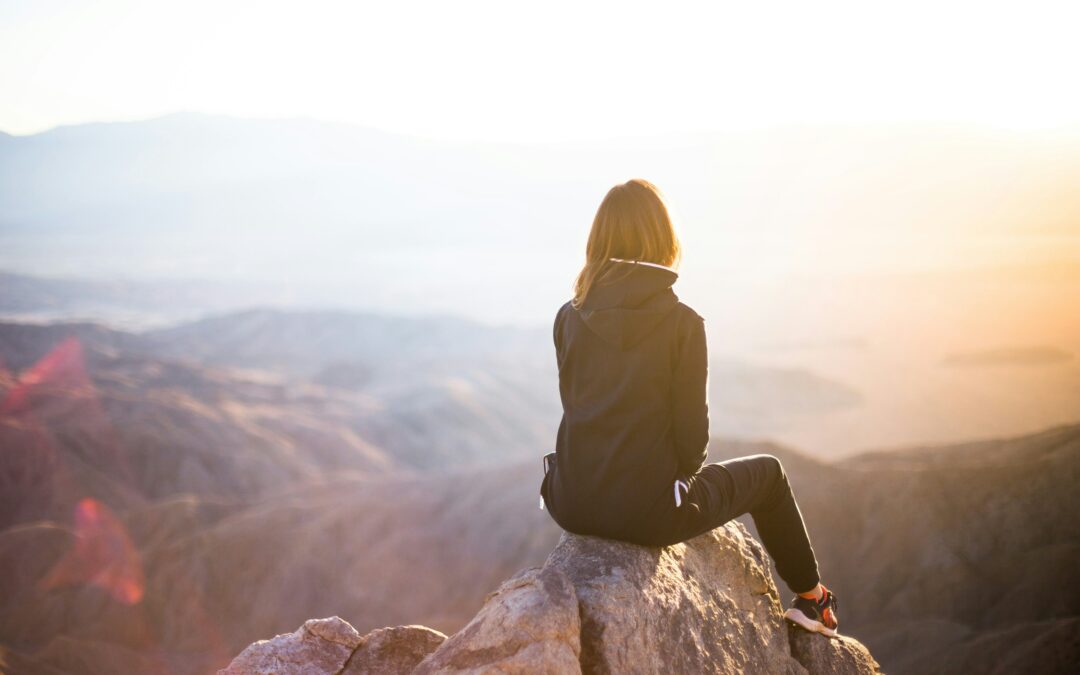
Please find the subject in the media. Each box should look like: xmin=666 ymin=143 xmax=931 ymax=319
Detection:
xmin=677 ymin=454 xmax=821 ymax=594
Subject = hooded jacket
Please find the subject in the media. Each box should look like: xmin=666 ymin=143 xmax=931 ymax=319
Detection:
xmin=540 ymin=259 xmax=710 ymax=546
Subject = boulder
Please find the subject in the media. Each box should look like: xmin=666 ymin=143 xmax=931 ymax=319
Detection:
xmin=345 ymin=625 xmax=448 ymax=674
xmin=219 ymin=617 xmax=362 ymax=675
xmin=544 ymin=523 xmax=803 ymax=674
xmin=789 ymin=629 xmax=883 ymax=675
xmin=413 ymin=564 xmax=581 ymax=674
xmin=218 ymin=617 xmax=446 ymax=675
xmin=223 ymin=522 xmax=882 ymax=674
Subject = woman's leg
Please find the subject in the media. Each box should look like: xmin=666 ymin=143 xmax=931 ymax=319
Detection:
xmin=687 ymin=454 xmax=821 ymax=594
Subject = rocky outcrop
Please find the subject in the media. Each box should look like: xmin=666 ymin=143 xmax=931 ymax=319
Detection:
xmin=790 ymin=629 xmax=882 ymax=675
xmin=413 ymin=564 xmax=581 ymax=674
xmin=221 ymin=522 xmax=881 ymax=674
xmin=544 ymin=523 xmax=802 ymax=674
xmin=344 ymin=626 xmax=449 ymax=675
xmin=219 ymin=618 xmax=446 ymax=675
xmin=219 ymin=617 xmax=362 ymax=674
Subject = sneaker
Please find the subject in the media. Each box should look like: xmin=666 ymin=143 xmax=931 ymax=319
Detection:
xmin=784 ymin=585 xmax=839 ymax=637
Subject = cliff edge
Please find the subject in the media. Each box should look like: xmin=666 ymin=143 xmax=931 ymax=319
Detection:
xmin=220 ymin=521 xmax=880 ymax=674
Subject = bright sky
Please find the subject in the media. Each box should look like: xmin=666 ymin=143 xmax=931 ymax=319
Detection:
xmin=1 ymin=0 xmax=1079 ymax=140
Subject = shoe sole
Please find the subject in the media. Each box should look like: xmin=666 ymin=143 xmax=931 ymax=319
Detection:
xmin=784 ymin=608 xmax=839 ymax=637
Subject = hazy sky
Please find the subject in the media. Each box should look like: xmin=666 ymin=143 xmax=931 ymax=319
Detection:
xmin=2 ymin=0 xmax=1079 ymax=141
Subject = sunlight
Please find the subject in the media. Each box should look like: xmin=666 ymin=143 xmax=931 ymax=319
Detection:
xmin=1 ymin=1 xmax=1079 ymax=140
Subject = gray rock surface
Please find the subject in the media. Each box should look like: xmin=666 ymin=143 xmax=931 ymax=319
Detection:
xmin=790 ymin=627 xmax=883 ymax=674
xmin=344 ymin=625 xmax=448 ymax=674
xmin=219 ymin=617 xmax=362 ymax=675
xmin=545 ymin=523 xmax=805 ymax=675
xmin=413 ymin=565 xmax=581 ymax=674
xmin=223 ymin=522 xmax=881 ymax=674
xmin=218 ymin=618 xmax=446 ymax=675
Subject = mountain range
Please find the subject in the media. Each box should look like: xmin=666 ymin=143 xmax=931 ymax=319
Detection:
xmin=0 ymin=311 xmax=1077 ymax=673
xmin=4 ymin=114 xmax=1080 ymax=324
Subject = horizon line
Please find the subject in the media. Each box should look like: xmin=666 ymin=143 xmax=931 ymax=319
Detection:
xmin=5 ymin=110 xmax=1080 ymax=145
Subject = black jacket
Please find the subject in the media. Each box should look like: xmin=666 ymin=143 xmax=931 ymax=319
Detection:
xmin=540 ymin=260 xmax=710 ymax=545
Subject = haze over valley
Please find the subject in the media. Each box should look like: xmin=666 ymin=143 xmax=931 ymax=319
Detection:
xmin=3 ymin=115 xmax=1080 ymax=457
xmin=2 ymin=115 xmax=1079 ymax=674
xmin=2 ymin=314 xmax=1077 ymax=674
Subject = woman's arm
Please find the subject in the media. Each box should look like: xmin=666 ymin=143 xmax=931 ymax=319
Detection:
xmin=671 ymin=312 xmax=710 ymax=476
xmin=553 ymin=301 xmax=569 ymax=363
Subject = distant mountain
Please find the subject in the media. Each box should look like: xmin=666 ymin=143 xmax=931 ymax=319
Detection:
xmin=0 ymin=332 xmax=403 ymax=532
xmin=714 ymin=426 xmax=1080 ymax=675
xmin=4 ymin=114 xmax=1080 ymax=459
xmin=0 ymin=310 xmax=865 ymax=470
xmin=708 ymin=358 xmax=862 ymax=437
xmin=4 ymin=114 xmax=1080 ymax=324
xmin=943 ymin=345 xmax=1074 ymax=367
xmin=0 ymin=270 xmax=281 ymax=328
xmin=0 ymin=316 xmax=561 ymax=489
xmin=5 ymin=392 xmax=1076 ymax=674
xmin=0 ymin=113 xmax=588 ymax=321
xmin=3 ymin=112 xmax=1080 ymax=673
xmin=1 ymin=310 xmax=1076 ymax=673
xmin=144 ymin=307 xmax=551 ymax=376
xmin=0 ymin=461 xmax=561 ymax=675
xmin=0 ymin=314 xmax=565 ymax=673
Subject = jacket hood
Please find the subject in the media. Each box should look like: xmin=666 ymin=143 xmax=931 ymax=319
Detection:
xmin=577 ymin=262 xmax=679 ymax=350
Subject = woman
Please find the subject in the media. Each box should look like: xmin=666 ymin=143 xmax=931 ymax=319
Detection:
xmin=539 ymin=178 xmax=839 ymax=637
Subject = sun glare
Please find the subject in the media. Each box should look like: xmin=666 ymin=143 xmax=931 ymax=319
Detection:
xmin=1 ymin=1 xmax=1079 ymax=140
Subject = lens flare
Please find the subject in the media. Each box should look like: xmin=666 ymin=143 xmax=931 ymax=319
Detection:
xmin=40 ymin=497 xmax=146 ymax=605
xmin=0 ymin=337 xmax=90 ymax=416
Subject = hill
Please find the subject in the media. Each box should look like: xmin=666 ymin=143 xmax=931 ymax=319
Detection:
xmin=1 ymin=315 xmax=1077 ymax=673
xmin=712 ymin=426 xmax=1080 ymax=674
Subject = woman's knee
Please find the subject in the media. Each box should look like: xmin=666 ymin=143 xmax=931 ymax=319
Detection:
xmin=753 ymin=454 xmax=792 ymax=501
xmin=752 ymin=453 xmax=787 ymax=482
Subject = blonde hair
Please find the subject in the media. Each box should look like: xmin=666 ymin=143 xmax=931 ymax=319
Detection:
xmin=571 ymin=178 xmax=682 ymax=309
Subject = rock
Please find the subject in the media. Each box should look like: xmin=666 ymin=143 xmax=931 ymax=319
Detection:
xmin=789 ymin=628 xmax=884 ymax=674
xmin=413 ymin=565 xmax=581 ymax=674
xmin=546 ymin=523 xmax=804 ymax=674
xmin=344 ymin=625 xmax=447 ymax=674
xmin=223 ymin=522 xmax=881 ymax=675
xmin=219 ymin=617 xmax=446 ymax=675
xmin=219 ymin=617 xmax=362 ymax=675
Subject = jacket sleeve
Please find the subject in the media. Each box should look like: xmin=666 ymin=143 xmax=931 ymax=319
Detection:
xmin=553 ymin=302 xmax=570 ymax=365
xmin=671 ymin=313 xmax=710 ymax=476
xmin=553 ymin=305 xmax=563 ymax=360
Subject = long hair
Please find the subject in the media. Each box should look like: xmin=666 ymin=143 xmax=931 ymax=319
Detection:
xmin=571 ymin=178 xmax=682 ymax=309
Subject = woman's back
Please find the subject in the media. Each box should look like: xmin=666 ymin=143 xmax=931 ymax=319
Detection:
xmin=542 ymin=259 xmax=710 ymax=545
